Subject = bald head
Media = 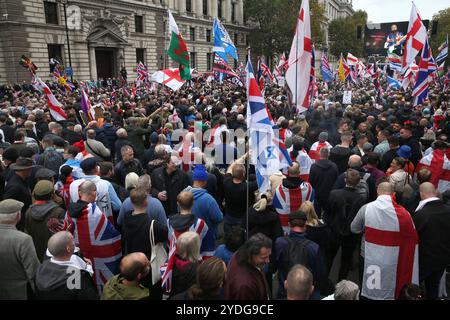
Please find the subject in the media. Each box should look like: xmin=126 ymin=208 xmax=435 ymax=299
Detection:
xmin=419 ymin=182 xmax=437 ymax=200
xmin=348 ymin=155 xmax=362 ymax=168
xmin=285 ymin=264 xmax=314 ymax=300
xmin=377 ymin=182 xmax=393 ymax=196
xmin=47 ymin=231 xmax=74 ymax=259
xmin=288 ymin=162 xmax=300 ymax=176
xmin=120 ymin=252 xmax=150 ymax=282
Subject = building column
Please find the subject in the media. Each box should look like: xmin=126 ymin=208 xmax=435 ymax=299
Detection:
xmin=195 ymin=0 xmax=203 ymax=18
xmin=88 ymin=46 xmax=97 ymax=80
xmin=178 ymin=0 xmax=186 ymax=14
xmin=237 ymin=0 xmax=243 ymax=24
xmin=211 ymin=0 xmax=218 ymax=18
xmin=224 ymin=0 xmax=232 ymax=22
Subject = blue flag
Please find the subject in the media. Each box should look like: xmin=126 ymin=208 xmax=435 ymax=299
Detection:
xmin=387 ymin=76 xmax=402 ymax=90
xmin=213 ymin=18 xmax=238 ymax=64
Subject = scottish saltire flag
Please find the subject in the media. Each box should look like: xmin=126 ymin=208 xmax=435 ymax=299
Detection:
xmin=435 ymin=34 xmax=448 ymax=65
xmin=273 ymin=181 xmax=315 ymax=234
xmin=65 ymin=203 xmax=122 ymax=294
xmin=161 ymin=218 xmax=208 ymax=294
xmin=362 ymin=195 xmax=418 ymax=300
xmin=321 ymin=54 xmax=333 ymax=82
xmin=387 ymin=76 xmax=402 ymax=90
xmin=415 ymin=149 xmax=450 ymax=193
xmin=213 ymin=18 xmax=238 ymax=64
xmin=246 ymin=59 xmax=282 ymax=192
xmin=413 ymin=38 xmax=433 ymax=106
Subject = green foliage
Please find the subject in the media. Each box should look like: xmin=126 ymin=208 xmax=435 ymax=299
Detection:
xmin=244 ymin=0 xmax=326 ymax=57
xmin=430 ymin=7 xmax=450 ymax=66
xmin=329 ymin=10 xmax=367 ymax=57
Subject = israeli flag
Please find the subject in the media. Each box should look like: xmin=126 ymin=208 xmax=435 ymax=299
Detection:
xmin=213 ymin=18 xmax=238 ymax=64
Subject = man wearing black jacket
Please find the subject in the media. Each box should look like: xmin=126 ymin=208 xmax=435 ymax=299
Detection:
xmin=34 ymin=231 xmax=98 ymax=300
xmin=326 ymin=169 xmax=367 ymax=279
xmin=413 ymin=183 xmax=450 ymax=300
xmin=151 ymin=156 xmax=190 ymax=216
xmin=400 ymin=126 xmax=422 ymax=167
xmin=309 ymin=148 xmax=339 ymax=217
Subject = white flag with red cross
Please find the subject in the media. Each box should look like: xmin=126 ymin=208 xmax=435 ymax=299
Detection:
xmin=402 ymin=2 xmax=427 ymax=73
xmin=151 ymin=68 xmax=186 ymax=91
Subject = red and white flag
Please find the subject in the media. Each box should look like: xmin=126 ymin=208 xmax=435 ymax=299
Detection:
xmin=346 ymin=52 xmax=359 ymax=66
xmin=402 ymin=2 xmax=427 ymax=73
xmin=415 ymin=149 xmax=450 ymax=193
xmin=151 ymin=68 xmax=186 ymax=91
xmin=362 ymin=195 xmax=419 ymax=300
xmin=32 ymin=75 xmax=67 ymax=121
xmin=286 ymin=0 xmax=311 ymax=114
xmin=308 ymin=141 xmax=332 ymax=163
xmin=273 ymin=181 xmax=315 ymax=234
xmin=290 ymin=149 xmax=313 ymax=182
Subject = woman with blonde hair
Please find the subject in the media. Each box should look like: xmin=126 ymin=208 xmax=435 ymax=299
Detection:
xmin=300 ymin=201 xmax=320 ymax=227
xmin=247 ymin=191 xmax=283 ymax=242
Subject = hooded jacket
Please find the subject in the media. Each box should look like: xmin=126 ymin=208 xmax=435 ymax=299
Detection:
xmin=309 ymin=159 xmax=339 ymax=204
xmin=25 ymin=201 xmax=65 ymax=262
xmin=101 ymin=274 xmax=149 ymax=300
xmin=329 ymin=145 xmax=354 ymax=174
xmin=170 ymin=256 xmax=198 ymax=298
xmin=188 ymin=187 xmax=223 ymax=257
xmin=34 ymin=259 xmax=98 ymax=300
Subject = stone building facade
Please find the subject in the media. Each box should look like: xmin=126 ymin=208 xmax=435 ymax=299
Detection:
xmin=0 ymin=0 xmax=249 ymax=83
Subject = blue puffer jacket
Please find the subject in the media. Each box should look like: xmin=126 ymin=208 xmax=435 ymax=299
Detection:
xmin=189 ymin=187 xmax=223 ymax=257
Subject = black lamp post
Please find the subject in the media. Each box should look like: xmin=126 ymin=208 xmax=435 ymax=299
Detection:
xmin=58 ymin=0 xmax=73 ymax=82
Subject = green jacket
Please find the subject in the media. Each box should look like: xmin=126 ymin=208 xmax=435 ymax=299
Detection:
xmin=124 ymin=125 xmax=152 ymax=157
xmin=101 ymin=274 xmax=149 ymax=300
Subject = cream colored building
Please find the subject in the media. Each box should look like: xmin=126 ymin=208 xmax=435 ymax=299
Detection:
xmin=0 ymin=0 xmax=249 ymax=83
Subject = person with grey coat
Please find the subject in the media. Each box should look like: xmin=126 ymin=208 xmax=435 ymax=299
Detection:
xmin=0 ymin=199 xmax=40 ymax=299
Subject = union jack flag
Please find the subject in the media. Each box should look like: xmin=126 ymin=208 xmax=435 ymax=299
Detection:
xmin=65 ymin=203 xmax=122 ymax=294
xmin=161 ymin=218 xmax=208 ymax=294
xmin=273 ymin=181 xmax=315 ymax=234
xmin=413 ymin=37 xmax=436 ymax=106
xmin=53 ymin=67 xmax=74 ymax=92
xmin=136 ymin=61 xmax=148 ymax=86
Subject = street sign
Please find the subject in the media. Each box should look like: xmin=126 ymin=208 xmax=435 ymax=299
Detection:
xmin=66 ymin=67 xmax=73 ymax=76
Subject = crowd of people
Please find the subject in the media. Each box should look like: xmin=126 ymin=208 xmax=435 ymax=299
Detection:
xmin=0 ymin=71 xmax=449 ymax=301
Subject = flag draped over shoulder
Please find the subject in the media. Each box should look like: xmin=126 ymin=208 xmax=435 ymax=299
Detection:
xmin=362 ymin=195 xmax=419 ymax=300
xmin=32 ymin=75 xmax=68 ymax=121
xmin=415 ymin=149 xmax=450 ymax=193
xmin=65 ymin=203 xmax=122 ymax=294
xmin=402 ymin=2 xmax=427 ymax=73
xmin=167 ymin=10 xmax=191 ymax=80
xmin=273 ymin=182 xmax=315 ymax=234
xmin=213 ymin=18 xmax=238 ymax=64
xmin=151 ymin=68 xmax=186 ymax=91
xmin=286 ymin=0 xmax=311 ymax=114
xmin=161 ymin=219 xmax=208 ymax=294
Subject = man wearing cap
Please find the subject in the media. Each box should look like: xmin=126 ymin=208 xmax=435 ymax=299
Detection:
xmin=69 ymin=157 xmax=121 ymax=223
xmin=84 ymin=129 xmax=111 ymax=161
xmin=25 ymin=180 xmax=65 ymax=262
xmin=184 ymin=165 xmax=223 ymax=258
xmin=275 ymin=211 xmax=326 ymax=299
xmin=3 ymin=157 xmax=34 ymax=231
xmin=0 ymin=199 xmax=40 ymax=299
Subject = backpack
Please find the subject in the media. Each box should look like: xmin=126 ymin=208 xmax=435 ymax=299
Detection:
xmin=345 ymin=171 xmax=370 ymax=201
xmin=281 ymin=237 xmax=312 ymax=275
xmin=42 ymin=148 xmax=63 ymax=175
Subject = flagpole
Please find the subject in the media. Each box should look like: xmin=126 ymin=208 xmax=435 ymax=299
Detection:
xmin=162 ymin=7 xmax=169 ymax=127
xmin=246 ymin=47 xmax=251 ymax=240
xmin=295 ymin=23 xmax=299 ymax=115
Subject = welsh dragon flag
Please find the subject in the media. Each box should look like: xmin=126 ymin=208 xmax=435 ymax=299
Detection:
xmin=167 ymin=10 xmax=191 ymax=80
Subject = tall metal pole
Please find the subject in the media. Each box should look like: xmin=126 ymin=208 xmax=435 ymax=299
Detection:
xmin=62 ymin=1 xmax=73 ymax=82
xmin=245 ymin=47 xmax=251 ymax=240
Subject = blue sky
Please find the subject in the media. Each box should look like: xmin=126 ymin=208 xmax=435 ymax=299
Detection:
xmin=352 ymin=0 xmax=449 ymax=23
